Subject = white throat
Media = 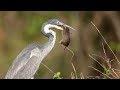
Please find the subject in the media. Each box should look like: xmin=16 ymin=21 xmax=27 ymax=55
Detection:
xmin=44 ymin=24 xmax=63 ymax=34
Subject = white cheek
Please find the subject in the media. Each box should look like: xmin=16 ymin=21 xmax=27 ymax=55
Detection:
xmin=44 ymin=24 xmax=51 ymax=34
xmin=44 ymin=24 xmax=63 ymax=33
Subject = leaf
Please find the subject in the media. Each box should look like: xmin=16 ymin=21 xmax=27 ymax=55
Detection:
xmin=53 ymin=72 xmax=62 ymax=79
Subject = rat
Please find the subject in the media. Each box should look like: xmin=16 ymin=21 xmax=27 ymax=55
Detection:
xmin=59 ymin=26 xmax=70 ymax=50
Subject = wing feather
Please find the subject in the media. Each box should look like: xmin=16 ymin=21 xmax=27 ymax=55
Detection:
xmin=5 ymin=44 xmax=42 ymax=79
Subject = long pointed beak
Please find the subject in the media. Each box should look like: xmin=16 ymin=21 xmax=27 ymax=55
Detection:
xmin=58 ymin=23 xmax=75 ymax=31
xmin=63 ymin=24 xmax=75 ymax=30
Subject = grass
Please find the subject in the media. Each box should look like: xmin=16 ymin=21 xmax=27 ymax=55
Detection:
xmin=69 ymin=21 xmax=120 ymax=79
xmin=70 ymin=21 xmax=120 ymax=79
xmin=91 ymin=21 xmax=120 ymax=65
xmin=37 ymin=21 xmax=120 ymax=79
xmin=87 ymin=22 xmax=120 ymax=79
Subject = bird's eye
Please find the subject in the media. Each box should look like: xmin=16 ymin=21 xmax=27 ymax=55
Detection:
xmin=56 ymin=21 xmax=61 ymax=25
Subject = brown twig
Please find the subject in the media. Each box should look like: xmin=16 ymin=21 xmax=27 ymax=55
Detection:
xmin=41 ymin=62 xmax=55 ymax=74
xmin=91 ymin=21 xmax=120 ymax=65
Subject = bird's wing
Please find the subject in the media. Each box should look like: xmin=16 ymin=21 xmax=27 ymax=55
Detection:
xmin=12 ymin=56 xmax=40 ymax=79
xmin=5 ymin=44 xmax=42 ymax=79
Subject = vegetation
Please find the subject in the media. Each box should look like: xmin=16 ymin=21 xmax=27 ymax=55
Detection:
xmin=0 ymin=11 xmax=120 ymax=79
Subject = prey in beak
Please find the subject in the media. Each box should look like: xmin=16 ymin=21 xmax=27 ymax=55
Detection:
xmin=58 ymin=23 xmax=75 ymax=49
xmin=57 ymin=23 xmax=75 ymax=31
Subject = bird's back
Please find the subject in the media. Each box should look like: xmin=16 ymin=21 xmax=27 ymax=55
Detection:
xmin=5 ymin=43 xmax=43 ymax=79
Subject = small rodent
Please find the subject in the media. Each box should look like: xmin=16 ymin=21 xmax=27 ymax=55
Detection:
xmin=59 ymin=26 xmax=70 ymax=49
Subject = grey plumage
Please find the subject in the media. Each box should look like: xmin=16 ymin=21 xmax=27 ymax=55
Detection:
xmin=5 ymin=35 xmax=55 ymax=79
xmin=5 ymin=19 xmax=74 ymax=79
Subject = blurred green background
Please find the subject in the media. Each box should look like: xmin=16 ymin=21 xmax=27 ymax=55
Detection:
xmin=0 ymin=11 xmax=120 ymax=79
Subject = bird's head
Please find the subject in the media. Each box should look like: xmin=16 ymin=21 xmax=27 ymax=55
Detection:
xmin=46 ymin=19 xmax=75 ymax=31
xmin=41 ymin=19 xmax=75 ymax=37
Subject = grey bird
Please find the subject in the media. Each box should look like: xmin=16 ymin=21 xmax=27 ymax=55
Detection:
xmin=5 ymin=19 xmax=75 ymax=79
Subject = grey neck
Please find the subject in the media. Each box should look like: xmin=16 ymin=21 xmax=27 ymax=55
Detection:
xmin=41 ymin=24 xmax=56 ymax=57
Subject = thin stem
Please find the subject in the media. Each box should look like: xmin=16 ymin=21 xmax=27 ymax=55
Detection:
xmin=92 ymin=54 xmax=106 ymax=61
xmin=66 ymin=47 xmax=78 ymax=79
xmin=102 ymin=43 xmax=108 ymax=59
xmin=71 ymin=62 xmax=78 ymax=79
xmin=66 ymin=47 xmax=74 ymax=61
xmin=88 ymin=66 xmax=112 ymax=79
xmin=80 ymin=72 xmax=84 ymax=79
xmin=111 ymin=68 xmax=119 ymax=78
xmin=41 ymin=62 xmax=55 ymax=74
xmin=91 ymin=21 xmax=120 ymax=65
xmin=89 ymin=54 xmax=106 ymax=70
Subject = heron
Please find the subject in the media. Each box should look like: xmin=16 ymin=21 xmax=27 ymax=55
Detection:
xmin=5 ymin=19 xmax=75 ymax=79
